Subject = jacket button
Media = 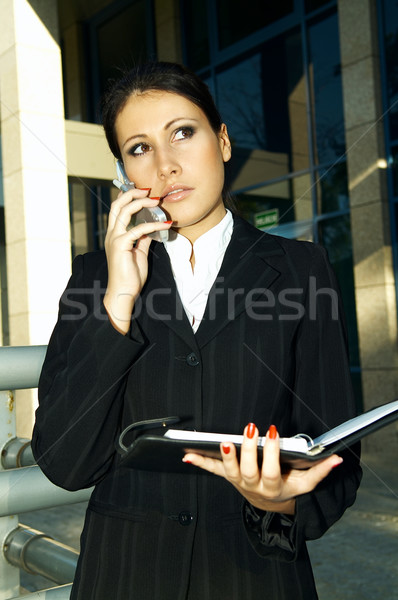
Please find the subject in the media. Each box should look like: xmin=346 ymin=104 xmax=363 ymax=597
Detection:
xmin=178 ymin=511 xmax=193 ymax=526
xmin=186 ymin=352 xmax=199 ymax=366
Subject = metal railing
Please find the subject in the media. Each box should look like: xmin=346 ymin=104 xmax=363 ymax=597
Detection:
xmin=0 ymin=346 xmax=93 ymax=600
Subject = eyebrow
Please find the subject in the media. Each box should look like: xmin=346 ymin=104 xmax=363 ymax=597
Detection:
xmin=122 ymin=117 xmax=199 ymax=148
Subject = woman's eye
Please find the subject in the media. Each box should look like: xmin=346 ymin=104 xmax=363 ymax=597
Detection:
xmin=130 ymin=143 xmax=151 ymax=156
xmin=174 ymin=127 xmax=195 ymax=141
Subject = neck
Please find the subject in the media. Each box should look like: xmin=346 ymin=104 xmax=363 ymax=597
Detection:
xmin=173 ymin=206 xmax=227 ymax=245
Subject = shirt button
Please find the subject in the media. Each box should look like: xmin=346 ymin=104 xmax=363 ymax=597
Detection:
xmin=178 ymin=511 xmax=194 ymax=526
xmin=186 ymin=352 xmax=199 ymax=366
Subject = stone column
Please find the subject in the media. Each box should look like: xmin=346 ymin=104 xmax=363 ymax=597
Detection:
xmin=0 ymin=0 xmax=71 ymax=435
xmin=338 ymin=0 xmax=398 ymax=452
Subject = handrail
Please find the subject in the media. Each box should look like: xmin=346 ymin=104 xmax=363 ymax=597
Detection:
xmin=5 ymin=525 xmax=78 ymax=585
xmin=9 ymin=584 xmax=72 ymax=599
xmin=0 ymin=467 xmax=92 ymax=517
xmin=0 ymin=344 xmax=89 ymax=598
xmin=0 ymin=346 xmax=47 ymax=391
xmin=1 ymin=438 xmax=35 ymax=469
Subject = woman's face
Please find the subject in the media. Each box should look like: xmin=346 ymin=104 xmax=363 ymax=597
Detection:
xmin=115 ymin=91 xmax=231 ymax=241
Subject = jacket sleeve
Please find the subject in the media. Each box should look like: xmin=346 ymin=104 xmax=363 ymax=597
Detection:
xmin=243 ymin=243 xmax=362 ymax=560
xmin=31 ymin=254 xmax=147 ymax=491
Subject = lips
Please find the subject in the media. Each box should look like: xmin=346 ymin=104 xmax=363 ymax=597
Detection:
xmin=161 ymin=185 xmax=193 ymax=203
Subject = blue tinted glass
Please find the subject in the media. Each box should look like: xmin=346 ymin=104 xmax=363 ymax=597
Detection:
xmin=392 ymin=146 xmax=398 ymax=196
xmin=318 ymin=214 xmax=359 ymax=367
xmin=307 ymin=12 xmax=346 ymax=163
xmin=216 ymin=29 xmax=309 ymax=188
xmin=217 ymin=0 xmax=294 ymax=49
xmin=232 ymin=173 xmax=313 ymax=238
xmin=96 ymin=1 xmax=150 ymax=96
xmin=217 ymin=54 xmax=265 ymax=151
xmin=182 ymin=0 xmax=210 ymax=70
xmin=317 ymin=161 xmax=349 ymax=213
xmin=383 ymin=0 xmax=398 ymax=140
xmin=69 ymin=180 xmax=113 ymax=257
xmin=305 ymin=0 xmax=334 ymax=13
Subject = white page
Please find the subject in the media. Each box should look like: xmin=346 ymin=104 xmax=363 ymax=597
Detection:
xmin=164 ymin=430 xmax=309 ymax=452
xmin=312 ymin=399 xmax=398 ymax=447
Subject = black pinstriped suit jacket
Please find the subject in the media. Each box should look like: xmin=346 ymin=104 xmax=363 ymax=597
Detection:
xmin=32 ymin=215 xmax=361 ymax=600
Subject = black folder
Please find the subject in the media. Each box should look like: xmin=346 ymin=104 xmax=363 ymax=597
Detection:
xmin=116 ymin=399 xmax=398 ymax=472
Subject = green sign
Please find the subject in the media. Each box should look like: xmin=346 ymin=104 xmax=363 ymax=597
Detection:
xmin=254 ymin=208 xmax=279 ymax=229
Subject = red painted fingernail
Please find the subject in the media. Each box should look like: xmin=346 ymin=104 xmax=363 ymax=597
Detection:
xmin=268 ymin=425 xmax=277 ymax=439
xmin=332 ymin=458 xmax=343 ymax=468
xmin=164 ymin=220 xmax=173 ymax=224
xmin=222 ymin=444 xmax=230 ymax=454
xmin=139 ymin=188 xmax=151 ymax=191
xmin=182 ymin=457 xmax=192 ymax=464
xmin=149 ymin=196 xmax=160 ymax=200
xmin=247 ymin=423 xmax=256 ymax=439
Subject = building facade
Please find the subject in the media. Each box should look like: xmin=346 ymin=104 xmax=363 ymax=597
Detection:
xmin=0 ymin=0 xmax=397 ymax=453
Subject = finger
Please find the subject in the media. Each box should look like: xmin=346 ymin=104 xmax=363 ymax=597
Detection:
xmin=105 ymin=221 xmax=172 ymax=258
xmin=125 ymin=219 xmax=173 ymax=242
xmin=260 ymin=425 xmax=282 ymax=493
xmin=297 ymin=454 xmax=343 ymax=494
xmin=111 ymin=187 xmax=151 ymax=213
xmin=182 ymin=453 xmax=226 ymax=477
xmin=219 ymin=442 xmax=242 ymax=483
xmin=111 ymin=199 xmax=161 ymax=232
xmin=108 ymin=194 xmax=158 ymax=230
xmin=261 ymin=425 xmax=280 ymax=476
xmin=239 ymin=423 xmax=261 ymax=484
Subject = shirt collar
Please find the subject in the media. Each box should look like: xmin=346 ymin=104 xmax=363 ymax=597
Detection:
xmin=163 ymin=209 xmax=233 ymax=267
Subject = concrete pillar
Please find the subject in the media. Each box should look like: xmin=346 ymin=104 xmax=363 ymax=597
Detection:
xmin=338 ymin=0 xmax=398 ymax=452
xmin=0 ymin=0 xmax=71 ymax=435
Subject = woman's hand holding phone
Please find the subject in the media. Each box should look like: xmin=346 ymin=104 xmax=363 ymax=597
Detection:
xmin=103 ymin=187 xmax=172 ymax=335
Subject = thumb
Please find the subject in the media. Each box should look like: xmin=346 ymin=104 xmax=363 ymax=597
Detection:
xmin=303 ymin=454 xmax=343 ymax=491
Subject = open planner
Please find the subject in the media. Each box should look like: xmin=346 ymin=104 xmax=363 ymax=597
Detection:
xmin=116 ymin=399 xmax=398 ymax=472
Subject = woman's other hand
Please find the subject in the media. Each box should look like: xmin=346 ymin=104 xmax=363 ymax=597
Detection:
xmin=183 ymin=424 xmax=343 ymax=514
xmin=103 ymin=188 xmax=172 ymax=334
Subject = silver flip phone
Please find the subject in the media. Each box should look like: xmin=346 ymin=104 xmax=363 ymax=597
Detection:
xmin=113 ymin=160 xmax=169 ymax=243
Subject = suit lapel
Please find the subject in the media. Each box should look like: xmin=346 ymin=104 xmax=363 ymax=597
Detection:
xmin=195 ymin=216 xmax=285 ymax=348
xmin=139 ymin=242 xmax=198 ymax=348
xmin=140 ymin=216 xmax=285 ymax=349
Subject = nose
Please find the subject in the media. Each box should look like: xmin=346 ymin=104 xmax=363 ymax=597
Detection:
xmin=156 ymin=147 xmax=182 ymax=180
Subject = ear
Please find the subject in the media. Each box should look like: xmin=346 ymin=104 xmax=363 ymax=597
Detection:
xmin=218 ymin=123 xmax=232 ymax=163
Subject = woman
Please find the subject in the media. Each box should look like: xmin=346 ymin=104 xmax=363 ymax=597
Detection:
xmin=32 ymin=62 xmax=361 ymax=599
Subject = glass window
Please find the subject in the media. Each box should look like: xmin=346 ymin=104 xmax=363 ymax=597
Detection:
xmin=69 ymin=180 xmax=114 ymax=257
xmin=305 ymin=0 xmax=333 ymax=13
xmin=382 ymin=0 xmax=398 ymax=141
xmin=307 ymin=12 xmax=346 ymax=164
xmin=233 ymin=173 xmax=313 ymax=241
xmin=217 ymin=28 xmax=309 ymax=190
xmin=217 ymin=0 xmax=294 ymax=49
xmin=318 ymin=214 xmax=360 ymax=367
xmin=96 ymin=1 xmax=151 ymax=97
xmin=392 ymin=146 xmax=398 ymax=196
xmin=182 ymin=0 xmax=210 ymax=70
xmin=395 ymin=203 xmax=398 ymax=242
xmin=316 ymin=161 xmax=349 ymax=213
xmin=86 ymin=0 xmax=156 ymax=121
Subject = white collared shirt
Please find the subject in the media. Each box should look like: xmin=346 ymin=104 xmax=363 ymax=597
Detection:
xmin=163 ymin=210 xmax=233 ymax=332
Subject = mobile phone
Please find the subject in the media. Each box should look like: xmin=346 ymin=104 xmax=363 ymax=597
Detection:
xmin=113 ymin=160 xmax=169 ymax=243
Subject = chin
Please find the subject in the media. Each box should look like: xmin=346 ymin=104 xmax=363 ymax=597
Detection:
xmin=169 ymin=215 xmax=207 ymax=229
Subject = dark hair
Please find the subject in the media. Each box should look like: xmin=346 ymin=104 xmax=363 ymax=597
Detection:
xmin=101 ymin=61 xmax=235 ymax=208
